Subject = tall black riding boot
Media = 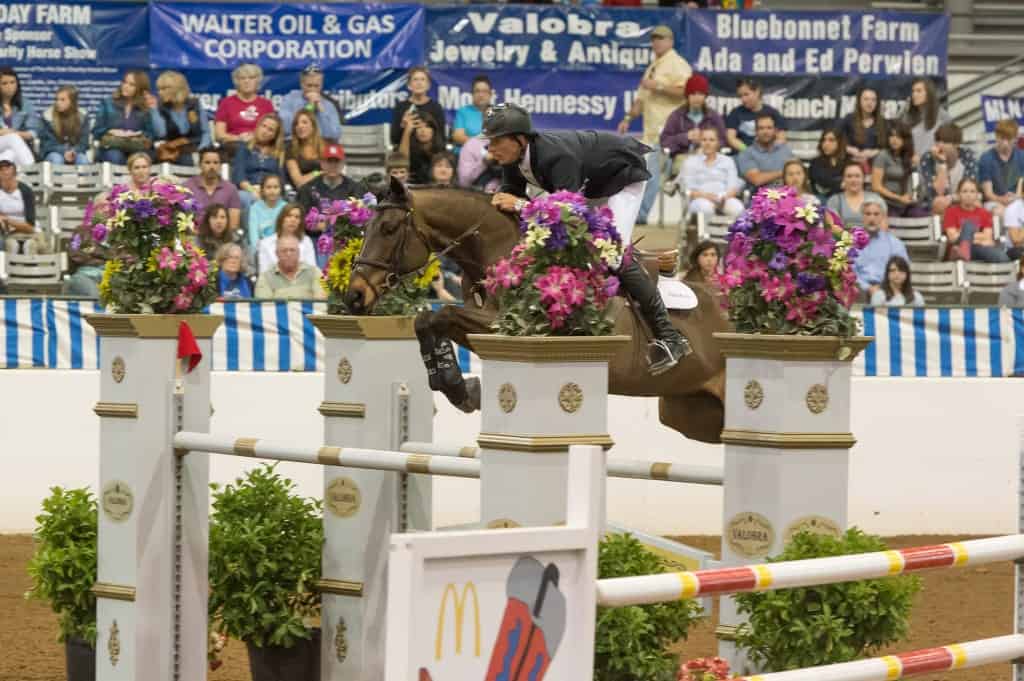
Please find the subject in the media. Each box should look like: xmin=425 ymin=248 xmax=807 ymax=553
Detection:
xmin=617 ymin=259 xmax=692 ymax=375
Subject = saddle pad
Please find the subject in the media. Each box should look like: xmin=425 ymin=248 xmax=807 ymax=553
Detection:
xmin=658 ymin=276 xmax=699 ymax=310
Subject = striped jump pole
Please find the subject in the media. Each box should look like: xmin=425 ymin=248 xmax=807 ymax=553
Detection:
xmin=735 ymin=634 xmax=1024 ymax=681
xmin=596 ymin=534 xmax=1024 ymax=607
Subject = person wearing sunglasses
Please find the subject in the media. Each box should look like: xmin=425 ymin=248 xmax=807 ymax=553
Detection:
xmin=279 ymin=64 xmax=344 ymax=143
xmin=484 ymin=103 xmax=692 ymax=375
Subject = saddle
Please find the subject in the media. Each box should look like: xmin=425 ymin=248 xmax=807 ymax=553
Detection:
xmin=633 ymin=248 xmax=698 ymax=311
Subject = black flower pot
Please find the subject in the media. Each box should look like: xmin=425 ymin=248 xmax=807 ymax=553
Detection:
xmin=65 ymin=637 xmax=96 ymax=681
xmin=246 ymin=628 xmax=321 ymax=681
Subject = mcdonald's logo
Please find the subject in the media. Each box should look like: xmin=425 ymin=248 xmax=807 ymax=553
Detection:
xmin=434 ymin=582 xmax=481 ymax=661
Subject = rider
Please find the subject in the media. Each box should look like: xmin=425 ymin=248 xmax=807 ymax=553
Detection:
xmin=484 ymin=103 xmax=691 ymax=375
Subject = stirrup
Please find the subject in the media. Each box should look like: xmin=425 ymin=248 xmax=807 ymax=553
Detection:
xmin=647 ymin=337 xmax=691 ymax=376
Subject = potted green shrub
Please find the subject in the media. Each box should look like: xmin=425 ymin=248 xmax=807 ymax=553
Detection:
xmin=208 ymin=464 xmax=324 ymax=681
xmin=735 ymin=528 xmax=921 ymax=671
xmin=25 ymin=487 xmax=98 ymax=681
xmin=594 ymin=533 xmax=702 ymax=681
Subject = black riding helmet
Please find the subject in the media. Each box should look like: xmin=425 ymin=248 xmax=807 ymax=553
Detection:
xmin=481 ymin=103 xmax=534 ymax=139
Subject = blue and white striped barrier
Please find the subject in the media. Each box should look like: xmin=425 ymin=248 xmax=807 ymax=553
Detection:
xmin=2 ymin=299 xmax=1022 ymax=378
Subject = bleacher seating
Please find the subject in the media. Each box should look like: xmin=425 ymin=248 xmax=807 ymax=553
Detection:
xmin=962 ymin=261 xmax=1016 ymax=305
xmin=910 ymin=261 xmax=962 ymax=304
xmin=786 ymin=129 xmax=819 ymax=162
xmin=43 ymin=163 xmax=104 ymax=207
xmin=4 ymin=252 xmax=62 ymax=294
xmin=694 ymin=211 xmax=732 ymax=247
xmin=340 ymin=123 xmax=388 ymax=179
xmin=888 ymin=216 xmax=945 ymax=262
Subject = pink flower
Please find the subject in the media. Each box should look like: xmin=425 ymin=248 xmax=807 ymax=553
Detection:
xmin=808 ymin=227 xmax=834 ymax=258
xmin=173 ymin=290 xmax=194 ymax=311
xmin=157 ymin=247 xmax=182 ymax=271
xmin=852 ymin=227 xmax=870 ymax=249
xmin=721 ymin=267 xmax=745 ymax=289
xmin=762 ymin=273 xmax=796 ymax=302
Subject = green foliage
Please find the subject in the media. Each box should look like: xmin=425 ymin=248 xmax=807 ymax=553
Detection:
xmin=594 ymin=533 xmax=702 ymax=681
xmin=727 ymin=287 xmax=861 ymax=337
xmin=25 ymin=487 xmax=98 ymax=645
xmin=734 ymin=528 xmax=920 ymax=671
xmin=208 ymin=464 xmax=323 ymax=649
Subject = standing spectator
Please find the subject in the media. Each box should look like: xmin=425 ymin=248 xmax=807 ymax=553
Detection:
xmin=196 ymin=203 xmax=243 ymax=257
xmin=678 ymin=128 xmax=742 ymax=219
xmin=0 ymin=67 xmax=38 ymax=168
xmin=725 ymin=78 xmax=787 ymax=152
xmin=782 ymin=159 xmax=816 ymax=203
xmin=901 ymin=78 xmax=951 ymax=164
xmin=214 ymin=64 xmax=275 ymax=161
xmin=853 ymin=197 xmax=910 ymax=295
xmin=978 ymin=119 xmax=1024 ymax=218
xmin=660 ymin=74 xmax=728 ymax=166
xmin=919 ymin=123 xmax=977 ymax=216
xmin=683 ymin=240 xmax=721 ymax=289
xmin=400 ymin=112 xmax=444 ymax=185
xmin=390 ymin=66 xmax=447 ymax=148
xmin=943 ymin=177 xmax=1008 ymax=262
xmin=258 ymin=203 xmax=316 ymax=273
xmin=0 ymin=160 xmax=37 ymax=250
xmin=616 ymin=24 xmax=690 ymax=226
xmin=254 ymin=233 xmax=325 ymax=300
xmin=215 ymin=242 xmax=253 ymax=300
xmin=231 ymin=113 xmax=285 ymax=210
xmin=871 ymin=256 xmax=924 ymax=306
xmin=184 ymin=147 xmax=241 ymax=231
xmin=279 ymin=64 xmax=343 ymax=143
xmin=998 ymin=255 xmax=1024 ymax=307
xmin=827 ymin=162 xmax=883 ymax=228
xmin=871 ymin=121 xmax=921 ymax=217
xmin=38 ymin=86 xmax=91 ymax=166
xmin=247 ymin=175 xmax=286 ymax=250
xmin=387 ymin=152 xmax=410 ymax=183
xmin=840 ymin=87 xmax=886 ymax=168
xmin=296 ymin=143 xmax=367 ymax=217
xmin=152 ymin=70 xmax=209 ymax=166
xmin=94 ymin=69 xmax=157 ymax=165
xmin=451 ymin=75 xmax=493 ymax=148
xmin=285 ymin=110 xmax=324 ymax=189
xmin=736 ymin=114 xmax=795 ymax=190
xmin=808 ymin=128 xmax=848 ymax=199
xmin=430 ymin=152 xmax=456 ymax=186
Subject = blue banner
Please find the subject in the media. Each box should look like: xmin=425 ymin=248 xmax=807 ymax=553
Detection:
xmin=149 ymin=2 xmax=424 ymax=71
xmin=685 ymin=10 xmax=948 ymax=79
xmin=426 ymin=5 xmax=681 ymax=71
xmin=981 ymin=95 xmax=1024 ymax=136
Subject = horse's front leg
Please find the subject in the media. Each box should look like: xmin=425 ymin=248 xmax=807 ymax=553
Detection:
xmin=415 ymin=308 xmax=477 ymax=412
xmin=414 ymin=309 xmax=444 ymax=392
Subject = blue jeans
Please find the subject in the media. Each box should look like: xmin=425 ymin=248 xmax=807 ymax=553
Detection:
xmin=45 ymin=152 xmax=90 ymax=165
xmin=98 ymin=148 xmax=127 ymax=165
xmin=958 ymin=221 xmax=1010 ymax=263
xmin=62 ymin=266 xmax=103 ymax=298
xmin=637 ymin=150 xmax=660 ymax=224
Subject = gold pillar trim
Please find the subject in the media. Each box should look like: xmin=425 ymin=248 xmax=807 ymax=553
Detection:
xmin=649 ymin=462 xmax=671 ymax=480
xmin=334 ymin=617 xmax=349 ymax=663
xmin=111 ymin=356 xmax=126 ymax=383
xmin=86 ymin=314 xmax=222 ymax=338
xmin=477 ymin=432 xmax=614 ymax=452
xmin=805 ymin=384 xmax=829 ymax=414
xmin=497 ymin=383 xmax=517 ymax=413
xmin=337 ymin=357 xmax=353 ymax=384
xmin=720 ymin=428 xmax=856 ymax=449
xmin=93 ymin=402 xmax=138 ymax=418
xmin=743 ymin=379 xmax=764 ymax=410
xmin=318 ymin=401 xmax=365 ymax=418
xmin=714 ymin=624 xmax=739 ymax=641
xmin=558 ymin=382 xmax=584 ymax=414
xmin=233 ymin=437 xmax=259 ymax=456
xmin=466 ymin=334 xmax=631 ymax=362
xmin=487 ymin=518 xmax=521 ymax=529
xmin=325 ymin=477 xmax=361 ymax=517
xmin=714 ymin=332 xmax=872 ymax=362
xmin=308 ymin=315 xmax=417 ymax=339
xmin=316 ymin=579 xmax=364 ymax=597
xmin=108 ymin=620 xmax=121 ymax=667
xmin=92 ymin=582 xmax=136 ymax=602
xmin=406 ymin=453 xmax=432 ymax=474
xmin=318 ymin=446 xmax=342 ymax=465
xmin=459 ymin=446 xmax=479 ymax=458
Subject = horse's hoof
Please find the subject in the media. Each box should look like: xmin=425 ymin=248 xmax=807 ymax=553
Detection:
xmin=457 ymin=377 xmax=481 ymax=413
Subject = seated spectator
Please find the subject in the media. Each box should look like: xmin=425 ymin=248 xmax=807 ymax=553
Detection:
xmin=827 ymin=162 xmax=883 ymax=228
xmin=840 ymin=87 xmax=885 ymax=169
xmin=683 ymin=240 xmax=720 ymax=289
xmin=901 ymin=78 xmax=951 ymax=164
xmin=452 ymin=75 xmax=493 ymax=148
xmin=0 ymin=67 xmax=38 ymax=169
xmin=782 ymin=159 xmax=816 ymax=203
xmin=872 ymin=122 xmax=923 ymax=217
xmin=38 ymin=86 xmax=91 ymax=166
xmin=214 ymin=64 xmax=275 ymax=161
xmin=978 ymin=119 xmax=1024 ymax=218
xmin=387 ymin=152 xmax=410 ymax=183
xmin=998 ymin=254 xmax=1024 ymax=307
xmin=285 ymin=110 xmax=324 ymax=189
xmin=254 ymin=233 xmax=325 ymax=300
xmin=231 ymin=113 xmax=285 ymax=210
xmin=919 ymin=123 xmax=977 ymax=216
xmin=123 ymin=152 xmax=153 ymax=192
xmin=659 ymin=74 xmax=727 ymax=168
xmin=247 ymin=175 xmax=286 ymax=250
xmin=258 ymin=202 xmax=316 ymax=274
xmin=94 ymin=70 xmax=158 ymax=165
xmin=871 ymin=256 xmax=923 ymax=306
xmin=853 ymin=197 xmax=910 ymax=296
xmin=808 ymin=128 xmax=847 ymax=199
xmin=390 ymin=66 xmax=447 ymax=148
xmin=152 ymin=70 xmax=210 ymax=166
xmin=296 ymin=143 xmax=367 ymax=218
xmin=679 ymin=128 xmax=743 ymax=219
xmin=430 ymin=152 xmax=456 ymax=186
xmin=456 ymin=136 xmax=501 ymax=191
xmin=64 ymin=211 xmax=109 ymax=297
xmin=736 ymin=114 xmax=794 ymax=190
xmin=1000 ymin=196 xmax=1024 ymax=260
xmin=0 ymin=159 xmax=38 ymax=251
xmin=943 ymin=177 xmax=1008 ymax=262
xmin=197 ymin=203 xmax=244 ymax=258
xmin=725 ymin=78 xmax=786 ymax=153
xmin=280 ymin=65 xmax=343 ymax=143
xmin=215 ymin=242 xmax=253 ymax=300
xmin=185 ymin=147 xmax=241 ymax=230
xmin=400 ymin=112 xmax=444 ymax=185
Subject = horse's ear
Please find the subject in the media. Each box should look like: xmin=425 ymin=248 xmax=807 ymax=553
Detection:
xmin=388 ymin=175 xmax=408 ymax=204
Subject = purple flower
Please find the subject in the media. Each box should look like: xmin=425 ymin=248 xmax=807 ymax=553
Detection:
xmin=91 ymin=223 xmax=108 ymax=242
xmin=604 ymin=275 xmax=620 ymax=298
xmin=852 ymin=227 xmax=870 ymax=249
xmin=317 ymin=234 xmax=333 ymax=255
xmin=131 ymin=199 xmax=156 ymax=218
xmin=70 ymin=234 xmax=82 ymax=251
xmin=546 ymin=223 xmax=569 ymax=250
xmin=767 ymin=251 xmax=788 ymax=271
xmin=362 ymin=192 xmax=378 ymax=207
xmin=729 ymin=214 xmax=754 ymax=235
xmin=808 ymin=227 xmax=834 ymax=258
xmin=796 ymin=272 xmax=827 ymax=293
xmin=759 ymin=222 xmax=781 ymax=241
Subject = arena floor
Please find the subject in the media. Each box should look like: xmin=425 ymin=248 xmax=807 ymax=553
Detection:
xmin=1 ymin=534 xmax=1012 ymax=681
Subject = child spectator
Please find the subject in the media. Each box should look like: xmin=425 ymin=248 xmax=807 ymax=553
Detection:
xmin=871 ymin=255 xmax=923 ymax=306
xmin=782 ymin=159 xmax=816 ymax=203
xmin=808 ymin=128 xmax=847 ymax=199
xmin=978 ymin=118 xmax=1024 ymax=218
xmin=872 ymin=121 xmax=921 ymax=217
xmin=215 ymin=242 xmax=253 ymax=300
xmin=840 ymin=87 xmax=886 ymax=169
xmin=214 ymin=64 xmax=275 ymax=161
xmin=430 ymin=152 xmax=456 ymax=186
xmin=38 ymin=86 xmax=91 ymax=166
xmin=231 ymin=113 xmax=285 ymax=210
xmin=683 ymin=240 xmax=721 ymax=289
xmin=0 ymin=67 xmax=38 ymax=168
xmin=387 ymin=152 xmax=410 ymax=183
xmin=94 ymin=69 xmax=157 ymax=165
xmin=400 ymin=112 xmax=444 ymax=185
xmin=247 ymin=175 xmax=286 ymax=250
xmin=197 ymin=203 xmax=243 ymax=258
xmin=285 ymin=110 xmax=324 ymax=189
xmin=943 ymin=178 xmax=1008 ymax=262
xmin=725 ymin=78 xmax=786 ymax=152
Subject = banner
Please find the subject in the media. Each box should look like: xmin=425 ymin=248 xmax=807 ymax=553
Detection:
xmin=980 ymin=95 xmax=1024 ymax=135
xmin=426 ymin=5 xmax=680 ymax=71
xmin=149 ymin=2 xmax=424 ymax=71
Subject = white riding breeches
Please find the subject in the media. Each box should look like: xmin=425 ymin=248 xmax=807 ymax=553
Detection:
xmin=589 ymin=180 xmax=646 ymax=248
xmin=0 ymin=134 xmax=35 ymax=169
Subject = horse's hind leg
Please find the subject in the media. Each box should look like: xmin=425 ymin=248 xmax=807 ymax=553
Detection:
xmin=658 ymin=391 xmax=724 ymax=444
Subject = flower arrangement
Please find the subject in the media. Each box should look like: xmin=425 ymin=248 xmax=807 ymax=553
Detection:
xmin=483 ymin=191 xmax=623 ymax=336
xmin=309 ymin=194 xmax=440 ymax=315
xmin=678 ymin=657 xmax=732 ymax=681
xmin=721 ymin=186 xmax=868 ymax=336
xmin=80 ymin=180 xmax=217 ymax=313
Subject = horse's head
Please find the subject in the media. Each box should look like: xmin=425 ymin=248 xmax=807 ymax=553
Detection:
xmin=344 ymin=176 xmax=433 ymax=313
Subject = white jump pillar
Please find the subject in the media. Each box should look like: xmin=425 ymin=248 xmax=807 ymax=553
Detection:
xmin=468 ymin=335 xmax=629 ymax=528
xmin=87 ymin=314 xmax=221 ymax=681
xmin=713 ymin=333 xmax=871 ymax=675
xmin=310 ymin=316 xmax=433 ymax=681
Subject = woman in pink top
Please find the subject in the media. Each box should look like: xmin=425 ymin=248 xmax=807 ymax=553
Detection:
xmin=214 ymin=63 xmax=274 ymax=160
xmin=943 ymin=177 xmax=1009 ymax=262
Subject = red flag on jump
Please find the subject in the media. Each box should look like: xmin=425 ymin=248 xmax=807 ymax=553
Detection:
xmin=177 ymin=321 xmax=202 ymax=373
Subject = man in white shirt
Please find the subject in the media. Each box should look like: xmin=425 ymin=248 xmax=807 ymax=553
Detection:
xmin=1001 ymin=198 xmax=1024 ymax=259
xmin=678 ymin=129 xmax=743 ymax=220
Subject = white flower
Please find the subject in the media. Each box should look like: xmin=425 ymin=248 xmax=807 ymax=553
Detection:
xmin=176 ymin=212 xmax=195 ymax=233
xmin=593 ymin=237 xmax=623 ymax=265
xmin=524 ymin=226 xmax=551 ymax=248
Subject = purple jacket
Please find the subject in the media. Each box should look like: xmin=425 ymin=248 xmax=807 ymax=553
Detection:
xmin=659 ymin=107 xmax=728 ymax=157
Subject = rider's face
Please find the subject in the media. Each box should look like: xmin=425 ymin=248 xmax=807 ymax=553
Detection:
xmin=487 ymin=135 xmax=523 ymax=165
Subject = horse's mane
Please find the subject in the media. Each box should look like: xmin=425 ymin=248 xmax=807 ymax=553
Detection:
xmin=406 ymin=184 xmax=495 ymax=202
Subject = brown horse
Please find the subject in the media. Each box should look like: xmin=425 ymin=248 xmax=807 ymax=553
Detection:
xmin=344 ymin=178 xmax=729 ymax=444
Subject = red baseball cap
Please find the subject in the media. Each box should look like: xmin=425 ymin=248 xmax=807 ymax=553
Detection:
xmin=322 ymin=143 xmax=345 ymax=161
